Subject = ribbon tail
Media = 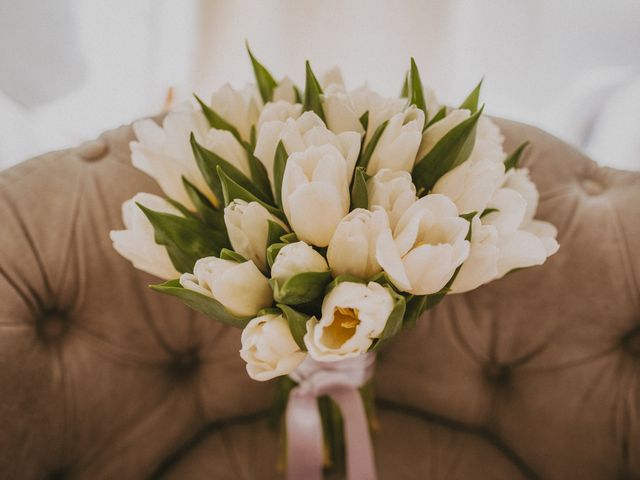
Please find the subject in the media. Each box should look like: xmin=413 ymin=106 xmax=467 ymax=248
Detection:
xmin=331 ymin=386 xmax=377 ymax=480
xmin=286 ymin=389 xmax=324 ymax=480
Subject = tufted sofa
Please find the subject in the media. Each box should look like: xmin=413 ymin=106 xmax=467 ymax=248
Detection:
xmin=0 ymin=117 xmax=639 ymax=480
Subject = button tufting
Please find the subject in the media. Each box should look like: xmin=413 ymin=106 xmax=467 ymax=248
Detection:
xmin=77 ymin=140 xmax=107 ymax=161
xmin=36 ymin=313 xmax=70 ymax=343
xmin=581 ymin=178 xmax=604 ymax=196
xmin=622 ymin=328 xmax=640 ymax=356
xmin=484 ymin=364 xmax=511 ymax=385
xmin=168 ymin=348 xmax=200 ymax=379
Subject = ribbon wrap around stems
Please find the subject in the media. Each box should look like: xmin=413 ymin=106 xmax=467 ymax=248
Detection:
xmin=286 ymin=353 xmax=377 ymax=480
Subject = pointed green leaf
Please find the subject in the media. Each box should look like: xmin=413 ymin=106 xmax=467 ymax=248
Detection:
xmin=504 ymin=141 xmax=530 ymax=171
xmin=219 ymin=248 xmax=247 ymax=263
xmin=350 ymin=167 xmax=369 ymax=210
xmin=408 ymin=58 xmax=427 ymax=117
xmin=267 ymin=220 xmax=288 ymax=249
xmin=400 ymin=72 xmax=409 ymax=98
xmin=247 ymin=149 xmax=274 ymax=202
xmin=280 ymin=232 xmax=299 ymax=244
xmin=359 ymin=111 xmax=369 ymax=131
xmin=278 ymin=304 xmax=309 ymax=350
xmin=425 ymin=106 xmax=447 ymax=129
xmin=267 ymin=242 xmax=287 ymax=268
xmin=459 ymin=79 xmax=483 ymax=113
xmin=216 ymin=166 xmax=287 ymax=222
xmin=137 ymin=203 xmax=229 ymax=273
xmin=191 ymin=134 xmax=271 ymax=204
xmin=246 ymin=42 xmax=278 ymax=103
xmin=356 ymin=120 xmax=388 ymax=171
xmin=151 ymin=279 xmax=250 ymax=327
xmin=181 ymin=176 xmax=227 ymax=231
xmin=273 ymin=141 xmax=288 ymax=208
xmin=412 ymin=107 xmax=484 ymax=195
xmin=403 ymin=295 xmax=427 ymax=328
xmin=303 ymin=61 xmax=325 ymax=121
xmin=294 ymin=86 xmax=303 ymax=104
xmin=270 ymin=271 xmax=332 ymax=305
xmin=369 ymin=287 xmax=406 ymax=351
xmin=166 ymin=198 xmax=197 ymax=219
xmin=193 ymin=94 xmax=243 ymax=144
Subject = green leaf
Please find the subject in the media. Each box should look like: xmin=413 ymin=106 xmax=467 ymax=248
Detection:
xmin=267 ymin=220 xmax=288 ymax=249
xmin=408 ymin=58 xmax=427 ymax=118
xmin=266 ymin=242 xmax=287 ymax=268
xmin=356 ymin=120 xmax=388 ymax=171
xmin=280 ymin=232 xmax=299 ymax=244
xmin=270 ymin=271 xmax=332 ymax=305
xmin=278 ymin=304 xmax=309 ymax=350
xmin=400 ymin=72 xmax=409 ymax=98
xmin=137 ymin=203 xmax=228 ymax=273
xmin=303 ymin=61 xmax=325 ymax=121
xmin=193 ymin=94 xmax=243 ymax=144
xmin=350 ymin=167 xmax=369 ymax=210
xmin=359 ymin=111 xmax=369 ymax=131
xmin=480 ymin=207 xmax=499 ymax=218
xmin=412 ymin=106 xmax=484 ymax=195
xmin=190 ymin=134 xmax=271 ymax=205
xmin=403 ymin=295 xmax=427 ymax=328
xmin=504 ymin=141 xmax=530 ymax=171
xmin=150 ymin=279 xmax=250 ymax=328
xmin=246 ymin=42 xmax=278 ymax=103
xmin=181 ymin=176 xmax=227 ymax=231
xmin=425 ymin=106 xmax=447 ymax=129
xmin=219 ymin=248 xmax=247 ymax=263
xmin=294 ymin=86 xmax=303 ymax=104
xmin=166 ymin=198 xmax=196 ymax=219
xmin=369 ymin=287 xmax=406 ymax=351
xmin=247 ymin=149 xmax=274 ymax=203
xmin=216 ymin=166 xmax=287 ymax=222
xmin=272 ymin=141 xmax=288 ymax=208
xmin=459 ymin=79 xmax=483 ymax=113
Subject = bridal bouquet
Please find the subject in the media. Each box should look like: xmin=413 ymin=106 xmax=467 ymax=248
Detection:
xmin=111 ymin=46 xmax=558 ymax=479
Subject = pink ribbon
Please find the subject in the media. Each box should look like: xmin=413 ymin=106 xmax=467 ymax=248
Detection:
xmin=285 ymin=354 xmax=377 ymax=480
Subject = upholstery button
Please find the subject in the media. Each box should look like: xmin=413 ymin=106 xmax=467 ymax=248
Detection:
xmin=484 ymin=364 xmax=511 ymax=385
xmin=37 ymin=313 xmax=70 ymax=343
xmin=168 ymin=348 xmax=200 ymax=379
xmin=622 ymin=328 xmax=640 ymax=356
xmin=581 ymin=178 xmax=604 ymax=196
xmin=78 ymin=140 xmax=107 ymax=161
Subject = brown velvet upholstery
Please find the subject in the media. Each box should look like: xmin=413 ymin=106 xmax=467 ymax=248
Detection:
xmin=0 ymin=118 xmax=638 ymax=480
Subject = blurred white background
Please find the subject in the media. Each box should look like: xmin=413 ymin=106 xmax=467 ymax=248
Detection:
xmin=0 ymin=0 xmax=638 ymax=169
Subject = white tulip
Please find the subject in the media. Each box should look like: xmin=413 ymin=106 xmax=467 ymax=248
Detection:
xmin=210 ymin=83 xmax=262 ymax=143
xmin=224 ymin=200 xmax=287 ymax=272
xmin=417 ymin=109 xmax=470 ymax=161
xmin=502 ymin=168 xmax=539 ymax=223
xmin=110 ymin=193 xmax=181 ymax=280
xmin=179 ymin=257 xmax=272 ymax=317
xmin=376 ymin=194 xmax=470 ymax=295
xmin=495 ymin=230 xmax=550 ymax=278
xmin=271 ymin=241 xmax=329 ymax=283
xmin=451 ymin=216 xmax=499 ymax=293
xmin=254 ymin=111 xmax=360 ymax=186
xmin=273 ymin=76 xmax=298 ymax=104
xmin=202 ymin=128 xmax=251 ymax=179
xmin=327 ymin=208 xmax=390 ymax=279
xmin=482 ymin=188 xmax=527 ymax=235
xmin=367 ymin=169 xmax=417 ymax=229
xmin=323 ymin=85 xmax=405 ymax=138
xmin=522 ymin=220 xmax=560 ymax=258
xmin=432 ymin=156 xmax=505 ymax=214
xmin=281 ymin=145 xmax=351 ymax=247
xmin=366 ymin=106 xmax=425 ymax=175
xmin=304 ymin=281 xmax=394 ymax=361
xmin=130 ymin=106 xmax=214 ymax=209
xmin=467 ymin=116 xmax=506 ymax=164
xmin=256 ymin=100 xmax=302 ymax=134
xmin=240 ymin=313 xmax=306 ymax=381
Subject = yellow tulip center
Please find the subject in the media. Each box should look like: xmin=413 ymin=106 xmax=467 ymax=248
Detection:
xmin=322 ymin=307 xmax=360 ymax=349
